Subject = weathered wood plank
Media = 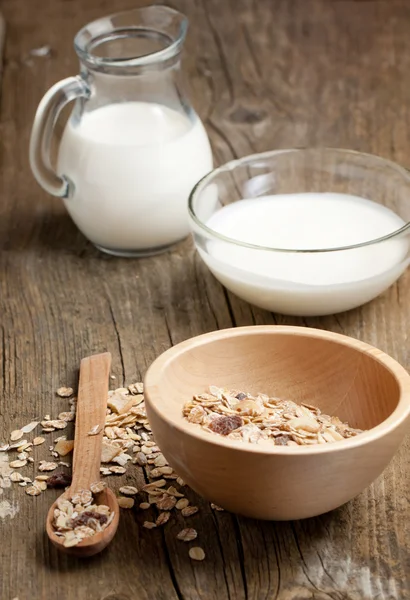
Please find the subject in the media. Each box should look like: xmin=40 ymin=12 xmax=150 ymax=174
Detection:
xmin=0 ymin=11 xmax=5 ymax=94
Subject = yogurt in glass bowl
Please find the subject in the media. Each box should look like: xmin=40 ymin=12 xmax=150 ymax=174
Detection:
xmin=188 ymin=148 xmax=410 ymax=316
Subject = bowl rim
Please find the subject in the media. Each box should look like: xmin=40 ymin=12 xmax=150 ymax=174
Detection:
xmin=144 ymin=325 xmax=410 ymax=456
xmin=188 ymin=147 xmax=410 ymax=253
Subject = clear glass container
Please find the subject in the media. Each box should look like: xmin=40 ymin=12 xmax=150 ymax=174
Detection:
xmin=189 ymin=148 xmax=410 ymax=316
xmin=30 ymin=6 xmax=213 ymax=257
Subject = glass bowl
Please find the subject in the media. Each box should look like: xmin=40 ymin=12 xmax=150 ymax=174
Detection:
xmin=188 ymin=148 xmax=410 ymax=316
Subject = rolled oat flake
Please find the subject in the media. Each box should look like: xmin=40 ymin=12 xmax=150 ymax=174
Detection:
xmin=189 ymin=547 xmax=205 ymax=561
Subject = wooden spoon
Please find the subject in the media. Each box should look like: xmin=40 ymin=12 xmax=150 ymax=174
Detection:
xmin=46 ymin=352 xmax=120 ymax=557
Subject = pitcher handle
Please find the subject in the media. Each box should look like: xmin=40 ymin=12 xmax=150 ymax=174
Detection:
xmin=29 ymin=76 xmax=90 ymax=198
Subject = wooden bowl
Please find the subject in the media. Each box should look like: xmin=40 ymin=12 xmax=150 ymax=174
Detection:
xmin=144 ymin=326 xmax=410 ymax=520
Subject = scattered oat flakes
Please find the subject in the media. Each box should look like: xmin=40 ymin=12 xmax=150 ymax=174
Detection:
xmin=181 ymin=506 xmax=198 ymax=517
xmin=33 ymin=480 xmax=47 ymax=491
xmin=119 ymin=486 xmax=138 ymax=496
xmin=156 ymin=512 xmax=170 ymax=526
xmin=128 ymin=383 xmax=143 ymax=394
xmin=8 ymin=380 xmax=215 ymax=558
xmin=111 ymin=453 xmax=132 ymax=467
xmin=153 ymin=454 xmax=167 ymax=467
xmin=25 ymin=486 xmax=41 ymax=496
xmin=143 ymin=441 xmax=156 ymax=448
xmin=158 ymin=466 xmax=173 ymax=475
xmin=58 ymin=412 xmax=75 ymax=422
xmin=17 ymin=442 xmax=32 ymax=452
xmin=176 ymin=498 xmax=189 ymax=510
xmin=164 ymin=486 xmax=184 ymax=498
xmin=41 ymin=420 xmax=67 ymax=430
xmin=9 ymin=460 xmax=27 ymax=469
xmin=143 ymin=479 xmax=166 ymax=492
xmin=101 ymin=442 xmax=122 ymax=463
xmin=189 ymin=547 xmax=205 ymax=561
xmin=10 ymin=430 xmax=24 ymax=442
xmin=177 ymin=528 xmax=198 ymax=542
xmin=210 ymin=503 xmax=224 ymax=511
xmin=148 ymin=468 xmax=163 ymax=478
xmin=33 ymin=436 xmax=45 ymax=446
xmin=109 ymin=466 xmax=126 ymax=475
xmin=57 ymin=387 xmax=74 ymax=397
xmin=54 ymin=439 xmax=74 ymax=456
xmin=38 ymin=461 xmax=58 ymax=472
xmin=148 ymin=492 xmax=163 ymax=502
xmin=21 ymin=421 xmax=39 ymax=434
xmin=118 ymin=496 xmax=135 ymax=509
xmin=108 ymin=392 xmax=132 ymax=414
xmin=156 ymin=494 xmax=177 ymax=511
xmin=135 ymin=452 xmax=147 ymax=466
xmin=8 ymin=439 xmax=28 ymax=450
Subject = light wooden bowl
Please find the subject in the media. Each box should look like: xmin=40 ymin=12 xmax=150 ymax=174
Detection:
xmin=144 ymin=326 xmax=410 ymax=520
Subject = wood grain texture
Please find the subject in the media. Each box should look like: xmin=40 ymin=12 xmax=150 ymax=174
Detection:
xmin=70 ymin=353 xmax=112 ymax=492
xmin=0 ymin=11 xmax=4 ymax=92
xmin=0 ymin=0 xmax=409 ymax=598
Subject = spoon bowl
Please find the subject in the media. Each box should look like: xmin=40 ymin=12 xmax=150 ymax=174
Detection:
xmin=46 ymin=487 xmax=119 ymax=557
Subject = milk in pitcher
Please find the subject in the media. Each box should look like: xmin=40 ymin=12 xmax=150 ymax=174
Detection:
xmin=58 ymin=102 xmax=213 ymax=254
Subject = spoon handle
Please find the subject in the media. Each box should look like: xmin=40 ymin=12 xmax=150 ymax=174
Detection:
xmin=70 ymin=353 xmax=112 ymax=494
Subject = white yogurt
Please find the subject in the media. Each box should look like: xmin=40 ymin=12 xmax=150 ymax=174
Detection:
xmin=58 ymin=102 xmax=213 ymax=253
xmin=199 ymin=193 xmax=409 ymax=316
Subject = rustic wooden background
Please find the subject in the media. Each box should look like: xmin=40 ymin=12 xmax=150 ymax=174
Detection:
xmin=1 ymin=0 xmax=410 ymax=598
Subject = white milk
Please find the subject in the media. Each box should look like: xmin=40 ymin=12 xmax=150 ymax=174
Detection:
xmin=58 ymin=102 xmax=213 ymax=253
xmin=200 ymin=193 xmax=409 ymax=316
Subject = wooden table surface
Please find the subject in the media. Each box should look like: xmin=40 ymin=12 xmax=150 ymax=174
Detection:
xmin=1 ymin=0 xmax=410 ymax=598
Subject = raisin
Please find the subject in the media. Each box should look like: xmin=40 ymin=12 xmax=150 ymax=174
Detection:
xmin=46 ymin=472 xmax=72 ymax=488
xmin=235 ymin=392 xmax=247 ymax=400
xmin=70 ymin=511 xmax=108 ymax=528
xmin=275 ymin=435 xmax=290 ymax=446
xmin=209 ymin=415 xmax=242 ymax=436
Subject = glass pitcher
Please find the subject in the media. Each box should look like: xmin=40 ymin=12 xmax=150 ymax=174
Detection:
xmin=29 ymin=6 xmax=213 ymax=257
